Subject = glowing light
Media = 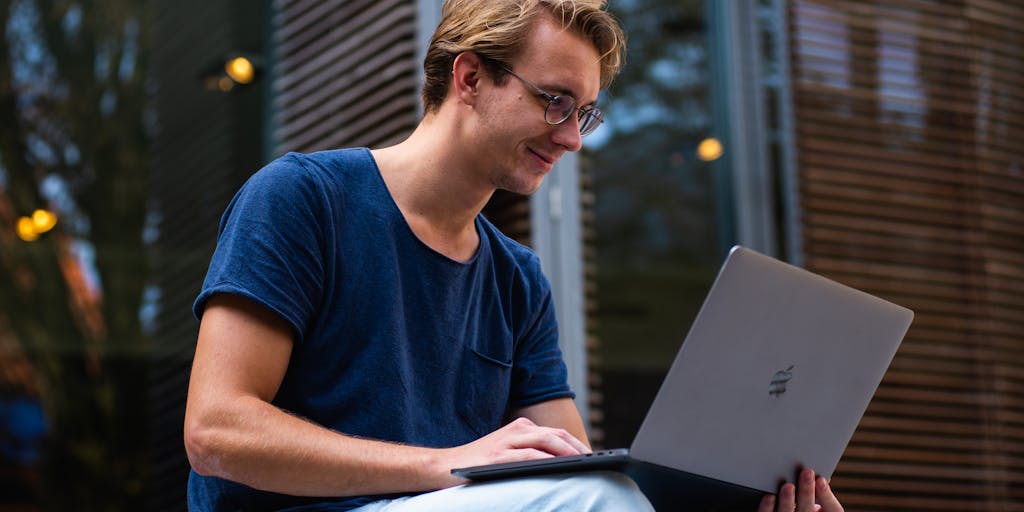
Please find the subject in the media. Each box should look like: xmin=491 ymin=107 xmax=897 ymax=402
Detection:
xmin=225 ymin=57 xmax=255 ymax=84
xmin=218 ymin=76 xmax=234 ymax=92
xmin=32 ymin=209 xmax=57 ymax=233
xmin=16 ymin=217 xmax=39 ymax=242
xmin=697 ymin=137 xmax=723 ymax=162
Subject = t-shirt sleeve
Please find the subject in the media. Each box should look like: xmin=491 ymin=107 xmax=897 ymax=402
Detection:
xmin=509 ymin=270 xmax=575 ymax=408
xmin=193 ymin=154 xmax=328 ymax=342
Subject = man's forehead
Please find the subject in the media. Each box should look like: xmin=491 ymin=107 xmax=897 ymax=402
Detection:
xmin=514 ymin=18 xmax=602 ymax=102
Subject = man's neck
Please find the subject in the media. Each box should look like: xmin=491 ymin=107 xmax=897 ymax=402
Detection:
xmin=371 ymin=116 xmax=494 ymax=262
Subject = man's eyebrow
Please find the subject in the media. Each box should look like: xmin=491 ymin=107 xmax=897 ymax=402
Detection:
xmin=544 ymin=83 xmax=598 ymax=107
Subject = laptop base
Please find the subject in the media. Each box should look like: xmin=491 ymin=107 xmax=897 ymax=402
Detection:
xmin=451 ymin=449 xmax=630 ymax=481
xmin=626 ymin=461 xmax=766 ymax=511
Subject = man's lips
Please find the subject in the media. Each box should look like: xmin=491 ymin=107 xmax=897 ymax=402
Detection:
xmin=528 ymin=147 xmax=557 ymax=166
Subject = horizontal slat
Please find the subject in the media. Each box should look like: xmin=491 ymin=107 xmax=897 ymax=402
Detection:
xmin=864 ymin=393 xmax=1024 ymax=421
xmin=794 ymin=108 xmax=1023 ymax=159
xmin=792 ymin=1 xmax=1024 ymax=509
xmin=804 ymin=242 xmax=1024 ymax=292
xmin=804 ymin=220 xmax=1024 ymax=265
xmin=275 ymin=45 xmax=417 ymax=142
xmin=794 ymin=8 xmax=966 ymax=46
xmin=280 ymin=79 xmax=417 ymax=151
xmin=273 ymin=0 xmax=378 ymax=62
xmin=833 ymin=475 xmax=1020 ymax=500
xmin=830 ymin=494 xmax=1010 ymax=512
xmin=801 ymin=154 xmax=1024 ymax=206
xmin=850 ymin=429 xmax=1024 ymax=456
xmin=274 ymin=11 xmax=416 ymax=129
xmin=793 ymin=1 xmax=1024 ymax=59
xmin=835 ymin=459 xmax=1021 ymax=483
xmin=274 ymin=0 xmax=398 ymax=78
xmin=802 ymin=213 xmax=975 ymax=252
xmin=967 ymin=0 xmax=1024 ymax=26
xmin=876 ymin=368 xmax=1024 ymax=395
xmin=843 ymin=444 xmax=1024 ymax=468
xmin=798 ymin=137 xmax=1024 ymax=192
xmin=273 ymin=0 xmax=418 ymax=155
xmin=792 ymin=22 xmax=1023 ymax=82
xmin=806 ymin=260 xmax=1024 ymax=311
xmin=898 ymin=337 xmax=1024 ymax=367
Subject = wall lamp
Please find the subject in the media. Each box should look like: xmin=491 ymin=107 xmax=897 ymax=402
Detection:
xmin=201 ymin=53 xmax=263 ymax=92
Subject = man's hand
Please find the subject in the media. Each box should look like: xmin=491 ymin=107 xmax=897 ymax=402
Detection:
xmin=440 ymin=417 xmax=590 ymax=483
xmin=758 ymin=468 xmax=843 ymax=512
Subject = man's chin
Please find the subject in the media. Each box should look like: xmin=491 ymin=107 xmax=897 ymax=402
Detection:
xmin=505 ymin=177 xmax=546 ymax=196
xmin=520 ymin=182 xmax=544 ymax=196
xmin=495 ymin=171 xmax=548 ymax=196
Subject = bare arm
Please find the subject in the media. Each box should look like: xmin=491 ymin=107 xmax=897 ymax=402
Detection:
xmin=184 ymin=294 xmax=588 ymax=497
xmin=184 ymin=293 xmax=453 ymax=496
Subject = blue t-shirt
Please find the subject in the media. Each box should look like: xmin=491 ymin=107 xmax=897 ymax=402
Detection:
xmin=189 ymin=148 xmax=573 ymax=511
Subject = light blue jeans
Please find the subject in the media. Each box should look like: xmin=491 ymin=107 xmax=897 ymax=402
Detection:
xmin=353 ymin=471 xmax=654 ymax=511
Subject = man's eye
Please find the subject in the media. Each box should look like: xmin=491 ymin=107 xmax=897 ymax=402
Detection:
xmin=551 ymin=96 xmax=574 ymax=110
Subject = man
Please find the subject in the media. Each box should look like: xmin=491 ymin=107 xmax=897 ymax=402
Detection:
xmin=184 ymin=1 xmax=843 ymax=511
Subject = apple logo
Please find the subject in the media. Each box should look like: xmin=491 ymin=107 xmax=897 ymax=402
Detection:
xmin=769 ymin=365 xmax=794 ymax=397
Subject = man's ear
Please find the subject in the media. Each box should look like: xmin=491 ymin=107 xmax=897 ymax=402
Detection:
xmin=452 ymin=51 xmax=485 ymax=106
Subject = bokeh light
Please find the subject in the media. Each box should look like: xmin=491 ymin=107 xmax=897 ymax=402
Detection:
xmin=31 ymin=209 xmax=57 ymax=233
xmin=225 ymin=56 xmax=254 ymax=85
xmin=697 ymin=137 xmax=723 ymax=162
xmin=16 ymin=217 xmax=39 ymax=242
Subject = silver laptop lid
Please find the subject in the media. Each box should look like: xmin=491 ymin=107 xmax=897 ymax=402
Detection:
xmin=629 ymin=246 xmax=913 ymax=492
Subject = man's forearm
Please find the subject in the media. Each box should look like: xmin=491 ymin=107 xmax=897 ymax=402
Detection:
xmin=185 ymin=395 xmax=591 ymax=498
xmin=185 ymin=395 xmax=458 ymax=497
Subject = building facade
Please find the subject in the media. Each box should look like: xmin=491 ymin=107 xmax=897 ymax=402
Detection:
xmin=0 ymin=1 xmax=1020 ymax=510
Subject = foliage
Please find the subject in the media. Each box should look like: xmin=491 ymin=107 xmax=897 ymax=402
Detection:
xmin=586 ymin=0 xmax=718 ymax=270
xmin=0 ymin=0 xmax=152 ymax=509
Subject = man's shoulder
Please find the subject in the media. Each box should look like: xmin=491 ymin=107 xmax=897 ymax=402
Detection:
xmin=287 ymin=147 xmax=371 ymax=165
xmin=477 ymin=216 xmax=548 ymax=287
xmin=241 ymin=148 xmax=375 ymax=197
xmin=267 ymin=148 xmax=373 ymax=178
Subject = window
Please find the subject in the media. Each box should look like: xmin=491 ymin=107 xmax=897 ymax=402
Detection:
xmin=583 ymin=0 xmax=732 ymax=447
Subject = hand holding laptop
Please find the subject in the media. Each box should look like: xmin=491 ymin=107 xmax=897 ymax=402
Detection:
xmin=760 ymin=468 xmax=843 ymax=512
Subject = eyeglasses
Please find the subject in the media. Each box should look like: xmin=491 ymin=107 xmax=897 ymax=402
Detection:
xmin=501 ymin=67 xmax=603 ymax=136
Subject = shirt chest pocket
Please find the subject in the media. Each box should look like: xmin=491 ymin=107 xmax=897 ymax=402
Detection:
xmin=456 ymin=341 xmax=513 ymax=439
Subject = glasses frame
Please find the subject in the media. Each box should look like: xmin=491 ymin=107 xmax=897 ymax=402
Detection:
xmin=500 ymin=66 xmax=603 ymax=136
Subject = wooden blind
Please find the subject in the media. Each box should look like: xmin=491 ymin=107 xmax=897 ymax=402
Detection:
xmin=272 ymin=0 xmax=420 ymax=153
xmin=271 ymin=1 xmax=532 ymax=241
xmin=148 ymin=1 xmax=267 ymax=508
xmin=789 ymin=0 xmax=1024 ymax=509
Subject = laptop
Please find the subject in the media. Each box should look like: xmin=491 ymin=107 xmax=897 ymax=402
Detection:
xmin=451 ymin=246 xmax=914 ymax=509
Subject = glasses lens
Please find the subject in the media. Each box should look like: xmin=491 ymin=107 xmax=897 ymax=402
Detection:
xmin=579 ymin=108 xmax=603 ymax=136
xmin=545 ymin=96 xmax=576 ymax=124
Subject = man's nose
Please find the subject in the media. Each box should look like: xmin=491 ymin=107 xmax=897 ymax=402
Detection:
xmin=551 ymin=115 xmax=583 ymax=152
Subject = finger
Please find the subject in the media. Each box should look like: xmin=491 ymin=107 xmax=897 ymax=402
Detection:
xmin=550 ymin=427 xmax=590 ymax=454
xmin=777 ymin=482 xmax=796 ymax=511
xmin=758 ymin=494 xmax=776 ymax=512
xmin=504 ymin=417 xmax=538 ymax=431
xmin=508 ymin=429 xmax=583 ymax=456
xmin=816 ymin=476 xmax=844 ymax=512
xmin=504 ymin=417 xmax=589 ymax=454
xmin=496 ymin=447 xmax=555 ymax=464
xmin=797 ymin=468 xmax=816 ymax=511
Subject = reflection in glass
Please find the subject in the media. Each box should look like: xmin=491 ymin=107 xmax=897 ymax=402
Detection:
xmin=583 ymin=0 xmax=730 ymax=448
xmin=0 ymin=1 xmax=152 ymax=509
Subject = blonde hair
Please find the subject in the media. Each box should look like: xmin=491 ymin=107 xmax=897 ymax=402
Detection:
xmin=421 ymin=0 xmax=626 ymax=113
